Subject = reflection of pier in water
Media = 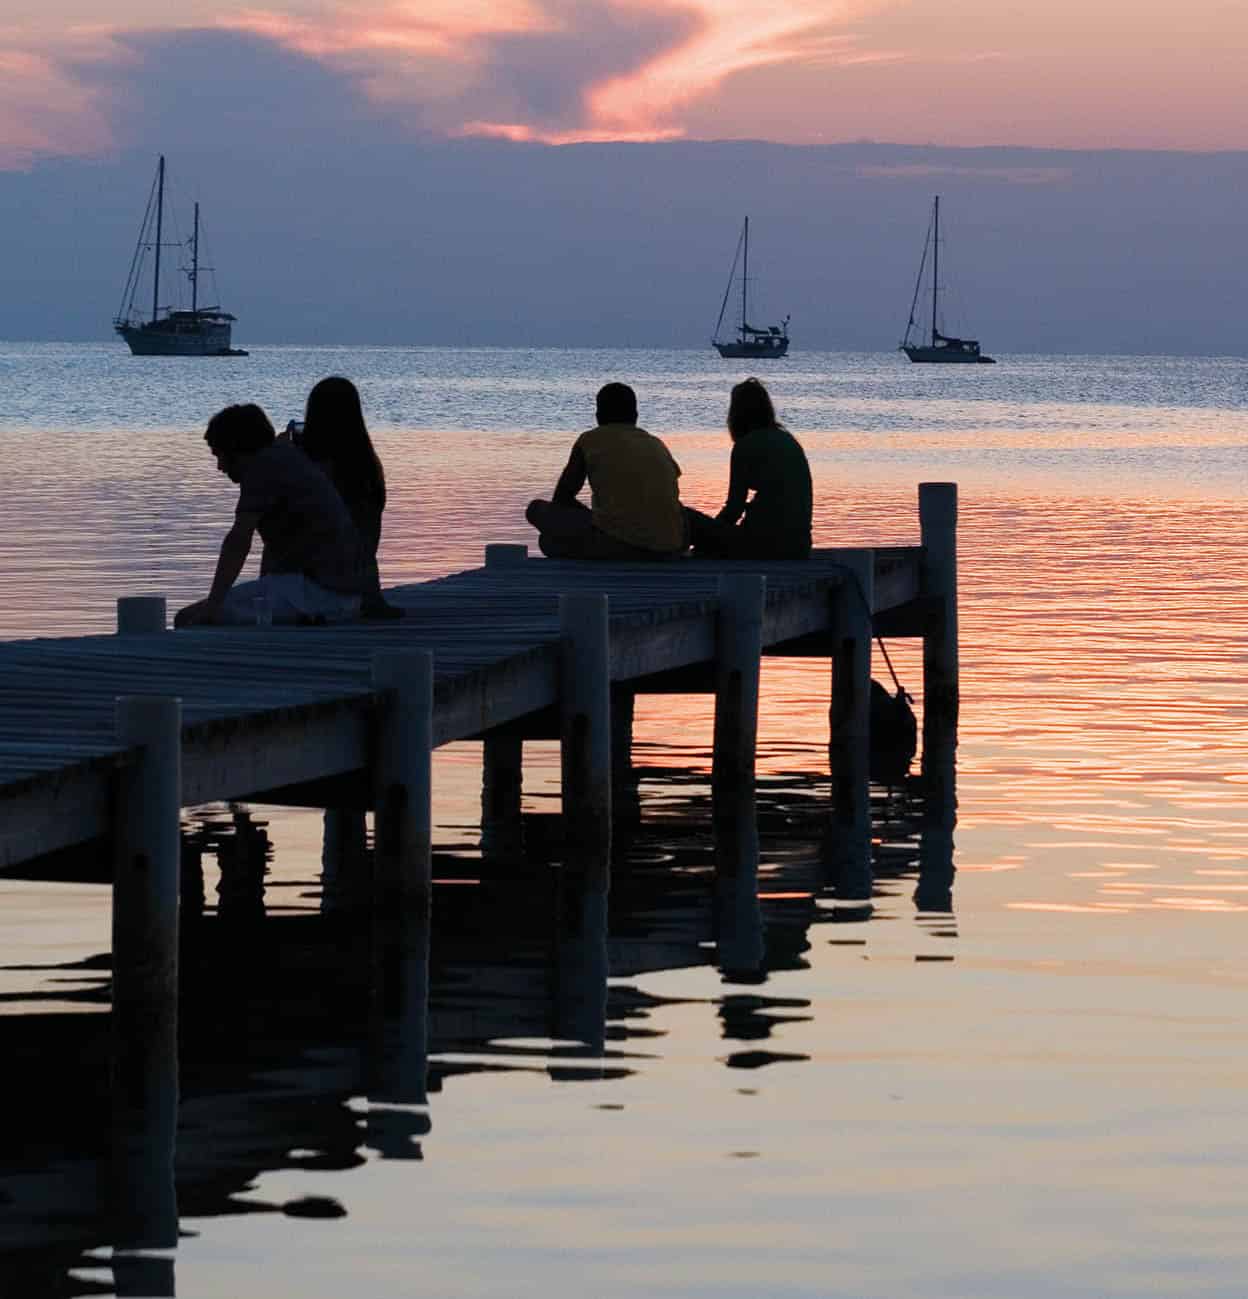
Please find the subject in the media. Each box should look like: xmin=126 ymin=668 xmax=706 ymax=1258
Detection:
xmin=1 ymin=748 xmax=956 ymax=1292
xmin=1 ymin=484 xmax=959 ymax=1292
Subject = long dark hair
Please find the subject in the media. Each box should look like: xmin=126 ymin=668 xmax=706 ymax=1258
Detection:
xmin=301 ymin=376 xmax=386 ymax=509
xmin=726 ymin=377 xmax=782 ymax=441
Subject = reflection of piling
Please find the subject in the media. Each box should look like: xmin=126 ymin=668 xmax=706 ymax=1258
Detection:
xmin=919 ymin=483 xmax=959 ymax=725
xmin=320 ymin=807 xmax=369 ymax=915
xmin=713 ymin=575 xmax=765 ymax=793
xmin=713 ymin=785 xmax=764 ymax=977
xmin=828 ymin=550 xmax=874 ymax=902
xmin=111 ymin=695 xmax=180 ymax=1251
xmin=481 ymin=732 xmax=525 ymax=864
xmin=215 ymin=808 xmax=269 ymax=925
xmin=560 ymin=594 xmax=611 ymax=874
xmin=917 ymin=675 xmax=958 ymax=914
xmin=553 ymin=867 xmax=609 ymax=1053
xmin=112 ymin=1254 xmax=175 ymax=1297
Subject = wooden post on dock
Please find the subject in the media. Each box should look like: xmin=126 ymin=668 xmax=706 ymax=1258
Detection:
xmin=481 ymin=732 xmax=525 ymax=863
xmin=828 ymin=550 xmax=874 ymax=903
xmin=559 ymin=594 xmax=611 ymax=870
xmin=111 ymin=694 xmax=181 ymax=1250
xmin=116 ymin=596 xmax=166 ymax=635
xmin=484 ymin=542 xmax=529 ymax=568
xmin=917 ymin=485 xmax=959 ymax=913
xmin=481 ymin=545 xmax=528 ymax=862
xmin=919 ymin=482 xmax=959 ymax=724
xmin=713 ymin=574 xmax=765 ymax=792
xmin=372 ymin=650 xmax=434 ymax=904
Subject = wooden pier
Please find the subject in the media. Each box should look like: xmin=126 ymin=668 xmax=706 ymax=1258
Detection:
xmin=0 ymin=481 xmax=958 ymax=1257
xmin=1 ymin=482 xmax=957 ymax=880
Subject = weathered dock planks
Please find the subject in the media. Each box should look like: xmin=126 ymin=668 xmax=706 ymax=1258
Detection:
xmin=2 ymin=553 xmax=920 ymax=868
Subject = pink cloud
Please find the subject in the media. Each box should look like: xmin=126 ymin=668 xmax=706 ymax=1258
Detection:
xmin=0 ymin=44 xmax=117 ymax=168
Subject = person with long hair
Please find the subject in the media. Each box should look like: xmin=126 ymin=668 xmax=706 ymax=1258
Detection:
xmin=685 ymin=377 xmax=812 ymax=560
xmin=299 ymin=375 xmax=400 ymax=618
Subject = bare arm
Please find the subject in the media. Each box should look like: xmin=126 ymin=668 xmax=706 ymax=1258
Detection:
xmin=552 ymin=443 xmax=588 ymax=506
xmin=208 ymin=516 xmax=257 ymax=603
xmin=715 ymin=443 xmax=749 ymax=525
xmin=175 ymin=512 xmax=258 ymax=627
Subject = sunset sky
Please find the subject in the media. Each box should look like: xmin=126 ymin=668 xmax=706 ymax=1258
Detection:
xmin=2 ymin=0 xmax=1245 ymax=167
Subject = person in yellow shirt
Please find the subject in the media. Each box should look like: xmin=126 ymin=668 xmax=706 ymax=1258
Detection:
xmin=526 ymin=383 xmax=687 ymax=560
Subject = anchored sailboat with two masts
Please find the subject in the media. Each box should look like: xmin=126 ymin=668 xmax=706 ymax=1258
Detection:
xmin=901 ymin=195 xmax=993 ymax=364
xmin=712 ymin=216 xmax=790 ymax=359
xmin=113 ymin=156 xmax=246 ymax=357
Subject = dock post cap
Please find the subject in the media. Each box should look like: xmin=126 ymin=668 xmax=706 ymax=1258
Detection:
xmin=117 ymin=595 xmax=167 ymax=635
xmin=485 ymin=543 xmax=529 ymax=567
xmin=919 ymin=482 xmax=958 ymax=525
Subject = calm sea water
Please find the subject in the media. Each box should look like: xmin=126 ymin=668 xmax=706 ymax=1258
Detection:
xmin=1 ymin=344 xmax=1247 ymax=1297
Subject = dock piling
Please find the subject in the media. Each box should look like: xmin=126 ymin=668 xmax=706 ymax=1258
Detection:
xmin=481 ymin=731 xmax=525 ymax=863
xmin=485 ymin=543 xmax=529 ymax=568
xmin=116 ymin=596 xmax=167 ymax=635
xmin=559 ymin=593 xmax=611 ymax=869
xmin=713 ymin=574 xmax=766 ymax=791
xmin=828 ymin=550 xmax=874 ymax=902
xmin=371 ymin=650 xmax=434 ymax=904
xmin=111 ymin=694 xmax=181 ymax=1250
xmin=919 ymin=482 xmax=959 ymax=724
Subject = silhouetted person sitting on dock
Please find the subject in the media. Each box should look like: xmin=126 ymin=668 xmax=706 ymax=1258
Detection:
xmin=299 ymin=376 xmax=401 ymax=620
xmin=526 ymin=382 xmax=687 ymax=561
xmin=175 ymin=403 xmax=364 ymax=627
xmin=685 ymin=377 xmax=813 ymax=560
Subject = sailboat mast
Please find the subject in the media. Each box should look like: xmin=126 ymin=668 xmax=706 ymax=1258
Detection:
xmin=741 ymin=216 xmax=749 ymax=334
xmin=930 ymin=194 xmax=940 ymax=346
xmin=151 ymin=155 xmax=165 ymax=325
xmin=191 ymin=201 xmax=199 ymax=315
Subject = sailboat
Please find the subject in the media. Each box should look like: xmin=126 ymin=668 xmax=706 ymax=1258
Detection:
xmin=113 ymin=156 xmax=247 ymax=357
xmin=900 ymin=195 xmax=993 ymax=364
xmin=712 ymin=216 xmax=790 ymax=359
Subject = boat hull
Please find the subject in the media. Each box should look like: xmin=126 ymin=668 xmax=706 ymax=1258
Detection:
xmin=714 ymin=339 xmax=789 ymax=359
xmin=903 ymin=346 xmax=994 ymax=364
xmin=115 ymin=319 xmax=245 ymax=357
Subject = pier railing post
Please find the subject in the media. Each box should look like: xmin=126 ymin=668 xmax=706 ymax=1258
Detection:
xmin=111 ymin=694 xmax=182 ymax=1250
xmin=828 ymin=550 xmax=874 ymax=904
xmin=919 ymin=482 xmax=959 ymax=725
xmin=917 ymin=484 xmax=960 ymax=915
xmin=116 ymin=596 xmax=167 ymax=635
xmin=713 ymin=574 xmax=766 ymax=793
xmin=481 ymin=546 xmax=530 ymax=859
xmin=485 ymin=543 xmax=529 ymax=568
xmin=559 ymin=594 xmax=612 ymax=872
xmin=371 ymin=650 xmax=434 ymax=907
